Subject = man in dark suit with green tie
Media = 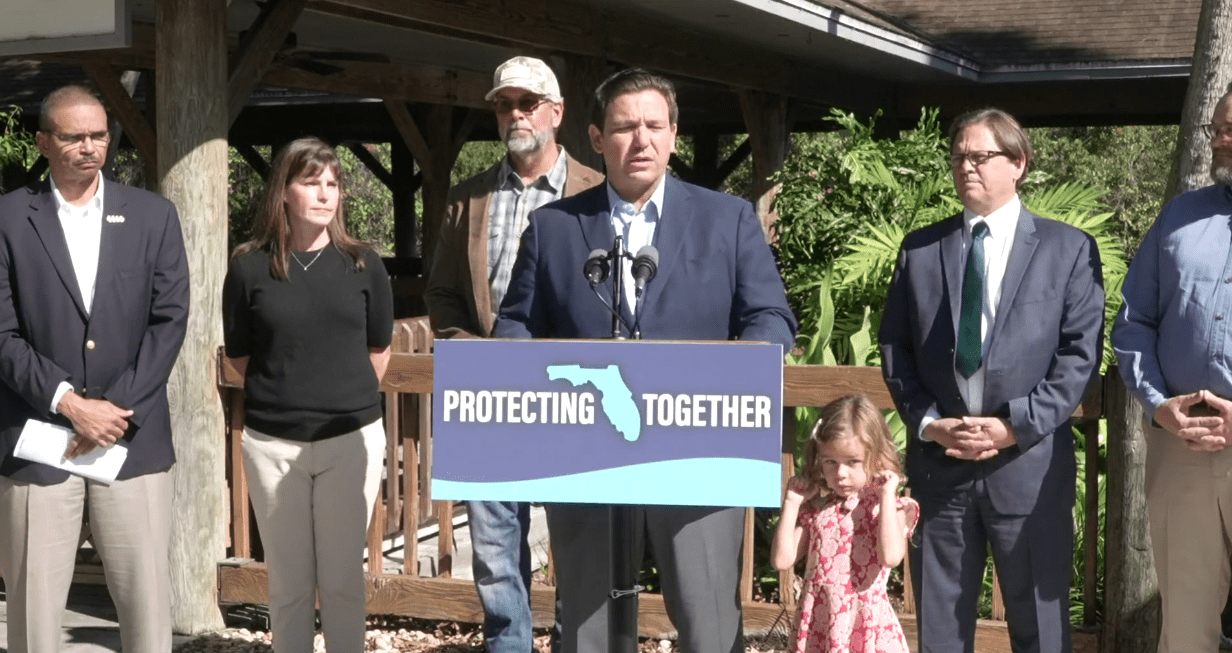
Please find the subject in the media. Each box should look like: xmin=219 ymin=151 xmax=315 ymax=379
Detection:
xmin=880 ymin=108 xmax=1103 ymax=653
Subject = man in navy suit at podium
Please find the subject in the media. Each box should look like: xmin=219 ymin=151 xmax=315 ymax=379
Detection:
xmin=493 ymin=68 xmax=796 ymax=653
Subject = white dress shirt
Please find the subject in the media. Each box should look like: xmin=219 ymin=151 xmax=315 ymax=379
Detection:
xmin=49 ymin=173 xmax=106 ymax=413
xmin=607 ymin=176 xmax=666 ymax=312
xmin=920 ymin=195 xmax=1021 ymax=437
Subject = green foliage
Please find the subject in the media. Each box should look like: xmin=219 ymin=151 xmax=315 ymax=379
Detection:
xmin=0 ymin=106 xmax=37 ymax=171
xmin=452 ymin=140 xmax=505 ymax=184
xmin=341 ymin=144 xmax=394 ymax=253
xmin=1029 ymin=125 xmax=1175 ymax=258
xmin=773 ymin=108 xmax=961 ymax=345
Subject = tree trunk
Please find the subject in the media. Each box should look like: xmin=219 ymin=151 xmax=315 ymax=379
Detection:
xmin=1166 ymin=0 xmax=1232 ymax=198
xmin=156 ymin=0 xmax=229 ymax=634
xmin=1101 ymin=372 xmax=1160 ymax=652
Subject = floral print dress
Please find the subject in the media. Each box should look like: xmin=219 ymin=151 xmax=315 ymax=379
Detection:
xmin=792 ymin=488 xmax=920 ymax=653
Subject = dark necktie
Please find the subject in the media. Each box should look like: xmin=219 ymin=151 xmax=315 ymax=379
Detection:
xmin=957 ymin=221 xmax=989 ymax=378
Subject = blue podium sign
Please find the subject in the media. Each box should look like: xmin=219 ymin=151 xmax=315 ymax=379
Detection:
xmin=432 ymin=339 xmax=783 ymax=507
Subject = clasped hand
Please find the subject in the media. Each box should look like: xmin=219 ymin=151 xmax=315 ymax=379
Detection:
xmin=925 ymin=416 xmax=1016 ymax=460
xmin=57 ymin=392 xmax=133 ymax=459
xmin=1155 ymin=390 xmax=1232 ymax=452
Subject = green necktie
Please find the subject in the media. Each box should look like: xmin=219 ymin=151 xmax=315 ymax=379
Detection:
xmin=957 ymin=221 xmax=989 ymax=378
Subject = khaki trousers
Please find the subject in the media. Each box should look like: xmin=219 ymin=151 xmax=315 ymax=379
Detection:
xmin=0 ymin=471 xmax=172 ymax=653
xmin=242 ymin=421 xmax=385 ymax=653
xmin=1145 ymin=420 xmax=1232 ymax=653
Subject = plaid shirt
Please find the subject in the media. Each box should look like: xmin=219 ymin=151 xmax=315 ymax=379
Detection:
xmin=486 ymin=148 xmax=570 ymax=310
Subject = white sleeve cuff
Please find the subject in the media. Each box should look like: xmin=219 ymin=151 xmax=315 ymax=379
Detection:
xmin=918 ymin=408 xmax=942 ymax=442
xmin=50 ymin=382 xmax=74 ymax=414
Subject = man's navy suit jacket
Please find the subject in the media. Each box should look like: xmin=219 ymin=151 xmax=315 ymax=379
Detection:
xmin=493 ymin=175 xmax=796 ymax=349
xmin=879 ymin=209 xmax=1104 ymax=514
xmin=0 ymin=178 xmax=189 ymax=484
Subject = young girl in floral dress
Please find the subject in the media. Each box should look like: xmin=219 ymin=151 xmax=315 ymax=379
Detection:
xmin=771 ymin=393 xmax=919 ymax=653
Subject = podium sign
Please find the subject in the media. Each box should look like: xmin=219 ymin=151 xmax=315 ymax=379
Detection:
xmin=432 ymin=339 xmax=783 ymax=507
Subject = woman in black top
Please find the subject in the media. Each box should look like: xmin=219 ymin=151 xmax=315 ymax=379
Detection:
xmin=223 ymin=137 xmax=394 ymax=653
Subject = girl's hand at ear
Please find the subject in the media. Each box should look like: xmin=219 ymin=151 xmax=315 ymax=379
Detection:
xmin=785 ymin=475 xmax=818 ymax=506
xmin=875 ymin=470 xmax=901 ymax=498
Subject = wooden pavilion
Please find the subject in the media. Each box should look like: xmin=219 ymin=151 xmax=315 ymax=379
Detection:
xmin=0 ymin=0 xmax=1200 ymax=649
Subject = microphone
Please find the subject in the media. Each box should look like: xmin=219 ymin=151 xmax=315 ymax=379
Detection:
xmin=632 ymin=246 xmax=658 ymax=296
xmin=584 ymin=249 xmax=610 ymax=286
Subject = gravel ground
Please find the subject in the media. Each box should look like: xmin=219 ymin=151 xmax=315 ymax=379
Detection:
xmin=171 ymin=615 xmax=792 ymax=653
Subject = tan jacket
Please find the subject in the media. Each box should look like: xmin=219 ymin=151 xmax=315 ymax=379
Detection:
xmin=425 ymin=150 xmax=604 ymax=338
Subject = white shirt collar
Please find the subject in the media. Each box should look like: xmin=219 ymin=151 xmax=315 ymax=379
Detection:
xmin=963 ymin=194 xmax=1020 ymax=240
xmin=50 ymin=173 xmax=105 ymax=214
xmin=606 ymin=175 xmax=667 ymax=221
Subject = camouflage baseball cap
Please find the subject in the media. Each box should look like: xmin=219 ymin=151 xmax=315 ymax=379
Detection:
xmin=485 ymin=56 xmax=562 ymax=102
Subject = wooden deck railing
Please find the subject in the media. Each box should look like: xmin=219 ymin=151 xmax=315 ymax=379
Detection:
xmin=216 ymin=318 xmax=1105 ymax=648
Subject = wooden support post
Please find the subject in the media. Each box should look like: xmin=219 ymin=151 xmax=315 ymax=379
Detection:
xmin=347 ymin=142 xmax=395 ymax=190
xmin=555 ymin=53 xmax=607 ymax=172
xmin=390 ymin=139 xmax=420 ymax=258
xmin=738 ymin=89 xmax=793 ymax=241
xmin=438 ymin=500 xmax=455 ymax=577
xmin=234 ymin=143 xmax=270 ymax=181
xmin=385 ymin=101 xmax=476 ymax=268
xmin=1083 ymin=418 xmax=1101 ymax=627
xmin=368 ymin=486 xmax=386 ymax=573
xmin=779 ymin=408 xmax=797 ymax=617
xmin=384 ymin=394 xmax=401 ymax=532
xmin=692 ymin=129 xmax=720 ymax=189
xmin=227 ymin=388 xmax=250 ymax=558
xmin=715 ymin=138 xmax=752 ymax=189
xmin=403 ymin=391 xmax=420 ymax=576
xmin=98 ymin=70 xmax=140 ymax=182
xmin=227 ymin=0 xmax=309 ymax=126
xmin=990 ymin=566 xmax=1006 ymax=621
xmin=157 ymin=0 xmax=229 ymax=634
xmin=82 ymin=63 xmax=157 ymax=179
xmin=1101 ymin=370 xmax=1160 ymax=652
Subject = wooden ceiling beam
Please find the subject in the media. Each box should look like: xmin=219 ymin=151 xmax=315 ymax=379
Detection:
xmin=228 ymin=0 xmax=311 ymax=126
xmin=308 ymin=0 xmax=883 ymax=111
xmin=80 ymin=62 xmax=158 ymax=169
xmin=263 ymin=59 xmax=490 ymax=108
xmin=384 ymin=99 xmax=434 ymax=179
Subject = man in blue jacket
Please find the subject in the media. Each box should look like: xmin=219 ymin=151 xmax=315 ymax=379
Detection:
xmin=0 ymin=85 xmax=189 ymax=653
xmin=494 ymin=68 xmax=796 ymax=653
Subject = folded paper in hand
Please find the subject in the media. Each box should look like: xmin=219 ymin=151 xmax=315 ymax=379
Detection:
xmin=14 ymin=419 xmax=128 ymax=484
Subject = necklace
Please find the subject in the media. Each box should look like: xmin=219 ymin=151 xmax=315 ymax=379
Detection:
xmin=290 ymin=248 xmax=324 ymax=271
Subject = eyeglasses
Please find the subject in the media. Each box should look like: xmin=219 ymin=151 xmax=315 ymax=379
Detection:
xmin=949 ymin=150 xmax=1009 ymax=167
xmin=49 ymin=130 xmax=111 ymax=147
xmin=492 ymin=95 xmax=548 ymax=115
xmin=1201 ymin=123 xmax=1232 ymax=141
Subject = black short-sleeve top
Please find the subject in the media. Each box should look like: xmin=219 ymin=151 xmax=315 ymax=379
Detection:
xmin=223 ymin=245 xmax=394 ymax=441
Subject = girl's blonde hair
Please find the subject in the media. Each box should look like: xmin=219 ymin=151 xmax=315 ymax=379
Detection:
xmin=802 ymin=393 xmax=903 ymax=494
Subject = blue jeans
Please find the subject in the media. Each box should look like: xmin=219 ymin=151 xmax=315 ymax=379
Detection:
xmin=467 ymin=501 xmax=533 ymax=653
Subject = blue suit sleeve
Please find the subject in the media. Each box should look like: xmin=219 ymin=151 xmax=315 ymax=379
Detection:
xmin=879 ymin=238 xmax=942 ymax=440
xmin=1006 ymin=232 xmax=1104 ymax=450
xmin=729 ymin=202 xmax=796 ymax=349
xmin=0 ymin=229 xmax=72 ymax=414
xmin=99 ymin=202 xmax=190 ymax=430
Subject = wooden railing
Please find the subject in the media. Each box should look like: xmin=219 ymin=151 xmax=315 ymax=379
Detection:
xmin=216 ymin=319 xmax=1106 ymax=648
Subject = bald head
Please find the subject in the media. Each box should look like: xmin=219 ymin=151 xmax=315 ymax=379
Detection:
xmin=39 ymin=85 xmax=105 ymax=132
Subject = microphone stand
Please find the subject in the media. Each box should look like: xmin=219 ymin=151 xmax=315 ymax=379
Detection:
xmin=606 ymin=236 xmax=638 ymax=653
xmin=610 ymin=236 xmax=625 ymax=340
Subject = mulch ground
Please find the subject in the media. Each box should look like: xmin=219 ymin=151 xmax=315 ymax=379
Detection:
xmin=172 ymin=615 xmax=793 ymax=653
